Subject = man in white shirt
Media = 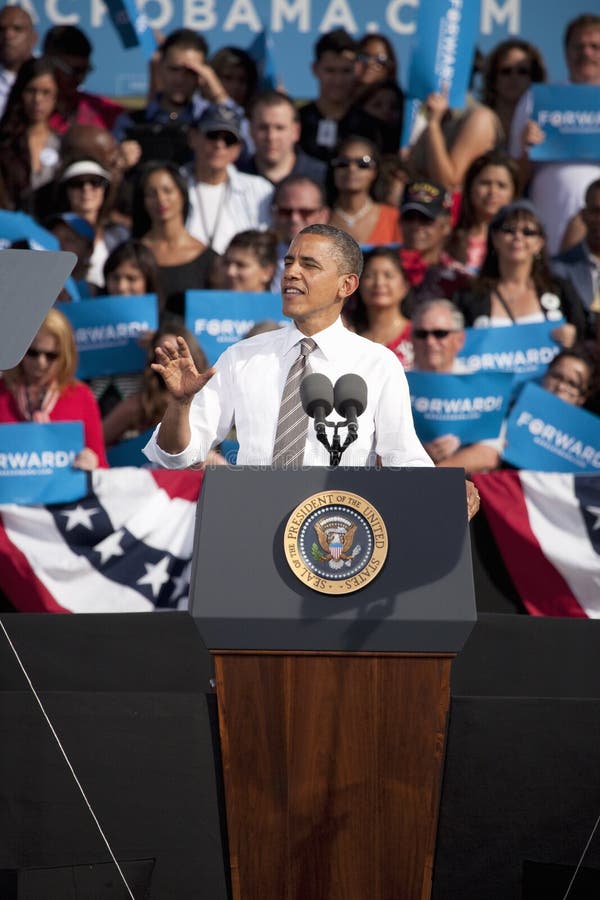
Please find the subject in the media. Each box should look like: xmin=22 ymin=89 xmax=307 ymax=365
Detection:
xmin=509 ymin=13 xmax=600 ymax=254
xmin=185 ymin=103 xmax=273 ymax=253
xmin=144 ymin=224 xmax=432 ymax=470
xmin=0 ymin=6 xmax=36 ymax=118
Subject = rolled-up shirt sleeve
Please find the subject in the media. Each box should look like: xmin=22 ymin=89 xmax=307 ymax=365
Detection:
xmin=143 ymin=353 xmax=235 ymax=469
xmin=374 ymin=356 xmax=434 ymax=468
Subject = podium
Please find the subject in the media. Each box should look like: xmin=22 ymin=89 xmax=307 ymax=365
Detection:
xmin=189 ymin=467 xmax=476 ymax=900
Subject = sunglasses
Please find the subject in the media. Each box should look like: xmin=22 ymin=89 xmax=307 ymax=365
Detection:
xmin=67 ymin=176 xmax=106 ymax=190
xmin=275 ymin=206 xmax=322 ymax=218
xmin=26 ymin=347 xmax=60 ymax=361
xmin=498 ymin=223 xmax=541 ymax=237
xmin=498 ymin=65 xmax=531 ymax=77
xmin=358 ymin=52 xmax=391 ymax=67
xmin=412 ymin=329 xmax=455 ymax=340
xmin=204 ymin=130 xmax=239 ymax=146
xmin=331 ymin=155 xmax=377 ymax=170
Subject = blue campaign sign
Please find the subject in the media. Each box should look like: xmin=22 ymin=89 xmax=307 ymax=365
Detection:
xmin=455 ymin=321 xmax=562 ymax=378
xmin=56 ymin=294 xmax=158 ymax=379
xmin=185 ymin=290 xmax=288 ymax=365
xmin=405 ymin=0 xmax=480 ymax=109
xmin=407 ymin=370 xmax=514 ymax=444
xmin=0 ymin=422 xmax=86 ymax=505
xmin=502 ymin=382 xmax=600 ymax=473
xmin=25 ymin=1 xmax=594 ymax=101
xmin=104 ymin=0 xmax=157 ymax=60
xmin=530 ymin=84 xmax=600 ymax=162
xmin=107 ymin=428 xmax=154 ymax=467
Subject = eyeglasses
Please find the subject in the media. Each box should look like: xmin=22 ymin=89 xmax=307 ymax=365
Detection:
xmin=67 ymin=176 xmax=106 ymax=190
xmin=498 ymin=223 xmax=541 ymax=237
xmin=50 ymin=56 xmax=93 ymax=79
xmin=358 ymin=52 xmax=390 ymax=68
xmin=544 ymin=371 xmax=586 ymax=397
xmin=331 ymin=155 xmax=377 ymax=170
xmin=412 ymin=329 xmax=456 ymax=340
xmin=498 ymin=65 xmax=531 ymax=77
xmin=204 ymin=130 xmax=239 ymax=146
xmin=26 ymin=348 xmax=60 ymax=362
xmin=275 ymin=206 xmax=323 ymax=218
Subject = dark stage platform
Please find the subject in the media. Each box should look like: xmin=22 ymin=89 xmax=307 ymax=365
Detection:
xmin=1 ymin=612 xmax=599 ymax=899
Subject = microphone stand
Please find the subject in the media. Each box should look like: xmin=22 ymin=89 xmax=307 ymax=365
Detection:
xmin=315 ymin=419 xmax=358 ymax=467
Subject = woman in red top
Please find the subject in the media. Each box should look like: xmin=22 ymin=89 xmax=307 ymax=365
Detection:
xmin=345 ymin=247 xmax=414 ymax=369
xmin=0 ymin=308 xmax=108 ymax=469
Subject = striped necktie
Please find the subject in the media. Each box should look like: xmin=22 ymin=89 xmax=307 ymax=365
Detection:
xmin=272 ymin=337 xmax=317 ymax=469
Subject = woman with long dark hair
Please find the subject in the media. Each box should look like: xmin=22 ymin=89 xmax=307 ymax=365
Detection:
xmin=481 ymin=38 xmax=547 ymax=147
xmin=446 ymin=150 xmax=519 ymax=273
xmin=0 ymin=56 xmax=60 ymax=210
xmin=132 ymin=161 xmax=218 ymax=314
xmin=453 ymin=200 xmax=589 ymax=344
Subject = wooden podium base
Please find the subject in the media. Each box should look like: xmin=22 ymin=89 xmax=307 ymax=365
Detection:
xmin=214 ymin=652 xmax=453 ymax=900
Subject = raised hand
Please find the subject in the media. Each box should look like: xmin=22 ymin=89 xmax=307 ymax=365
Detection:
xmin=423 ymin=87 xmax=449 ymax=124
xmin=151 ymin=337 xmax=215 ymax=403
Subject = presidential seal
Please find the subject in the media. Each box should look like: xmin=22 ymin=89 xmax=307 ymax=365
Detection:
xmin=284 ymin=491 xmax=388 ymax=595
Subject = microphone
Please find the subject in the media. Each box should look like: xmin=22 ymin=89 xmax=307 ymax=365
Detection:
xmin=300 ymin=373 xmax=334 ymax=435
xmin=333 ymin=374 xmax=367 ymax=434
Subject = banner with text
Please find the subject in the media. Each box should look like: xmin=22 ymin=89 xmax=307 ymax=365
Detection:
xmin=502 ymin=382 xmax=600 ymax=473
xmin=455 ymin=320 xmax=562 ymax=378
xmin=405 ymin=0 xmax=480 ymax=108
xmin=530 ymin=84 xmax=600 ymax=162
xmin=407 ymin=370 xmax=513 ymax=443
xmin=57 ymin=294 xmax=158 ymax=379
xmin=0 ymin=421 xmax=86 ymax=505
xmin=185 ymin=290 xmax=288 ymax=365
xmin=23 ymin=1 xmax=595 ymax=100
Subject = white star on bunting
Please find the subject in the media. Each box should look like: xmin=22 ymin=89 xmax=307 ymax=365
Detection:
xmin=586 ymin=505 xmax=600 ymax=530
xmin=137 ymin=555 xmax=171 ymax=598
xmin=60 ymin=505 xmax=100 ymax=532
xmin=95 ymin=529 xmax=125 ymax=565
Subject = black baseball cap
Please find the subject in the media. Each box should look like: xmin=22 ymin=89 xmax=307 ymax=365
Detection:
xmin=400 ymin=180 xmax=452 ymax=219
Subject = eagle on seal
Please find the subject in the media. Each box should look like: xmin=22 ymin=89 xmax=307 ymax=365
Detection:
xmin=314 ymin=521 xmax=357 ymax=564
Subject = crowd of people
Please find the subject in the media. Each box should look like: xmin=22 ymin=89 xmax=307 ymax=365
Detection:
xmin=0 ymin=8 xmax=599 ymax=478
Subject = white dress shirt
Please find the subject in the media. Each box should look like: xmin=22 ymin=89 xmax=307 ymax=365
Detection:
xmin=0 ymin=66 xmax=16 ymax=119
xmin=143 ymin=318 xmax=433 ymax=469
xmin=185 ymin=164 xmax=274 ymax=254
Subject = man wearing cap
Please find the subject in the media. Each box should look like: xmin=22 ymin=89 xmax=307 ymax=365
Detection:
xmin=185 ymin=103 xmax=274 ymax=254
xmin=398 ymin=180 xmax=471 ymax=316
